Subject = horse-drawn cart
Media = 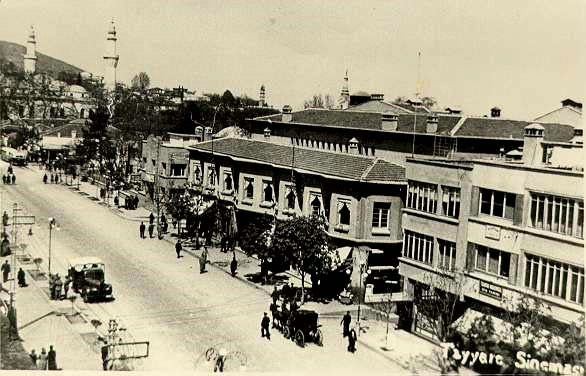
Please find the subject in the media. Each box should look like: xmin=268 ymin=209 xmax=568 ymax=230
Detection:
xmin=283 ymin=309 xmax=323 ymax=348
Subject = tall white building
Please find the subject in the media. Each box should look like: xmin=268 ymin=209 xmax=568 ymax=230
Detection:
xmin=103 ymin=20 xmax=119 ymax=91
xmin=23 ymin=26 xmax=37 ymax=74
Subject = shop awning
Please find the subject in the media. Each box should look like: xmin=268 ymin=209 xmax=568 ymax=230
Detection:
xmin=331 ymin=246 xmax=353 ymax=270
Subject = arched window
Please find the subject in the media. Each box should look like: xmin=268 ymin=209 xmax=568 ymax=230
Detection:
xmin=311 ymin=196 xmax=322 ymax=216
xmin=286 ymin=189 xmax=296 ymax=209
xmin=264 ymin=184 xmax=273 ymax=202
xmin=208 ymin=169 xmax=215 ymax=186
xmin=194 ymin=166 xmax=201 ymax=183
xmin=224 ymin=174 xmax=233 ymax=191
xmin=245 ymin=179 xmax=254 ymax=199
xmin=338 ymin=202 xmax=350 ymax=225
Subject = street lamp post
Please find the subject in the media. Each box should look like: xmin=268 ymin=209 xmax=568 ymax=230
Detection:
xmin=48 ymin=218 xmax=58 ymax=276
xmin=348 ymin=261 xmax=371 ymax=336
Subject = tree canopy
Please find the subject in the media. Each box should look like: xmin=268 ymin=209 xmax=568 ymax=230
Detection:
xmin=131 ymin=72 xmax=151 ymax=91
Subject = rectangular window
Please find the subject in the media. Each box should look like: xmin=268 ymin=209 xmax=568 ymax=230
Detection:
xmin=529 ymin=192 xmax=583 ymax=239
xmin=437 ymin=239 xmax=456 ymax=271
xmin=402 ymin=230 xmax=433 ymax=265
xmin=407 ymin=181 xmax=437 ymax=214
xmin=525 ymin=254 xmax=584 ymax=305
xmin=479 ymin=188 xmax=516 ymax=220
xmin=372 ymin=202 xmax=391 ymax=229
xmin=169 ymin=164 xmax=186 ymax=177
xmin=474 ymin=244 xmax=510 ymax=278
xmin=441 ymin=186 xmax=461 ymax=218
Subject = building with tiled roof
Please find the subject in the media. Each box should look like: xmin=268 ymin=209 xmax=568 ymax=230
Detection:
xmin=250 ymin=107 xmax=576 ymax=166
xmin=186 ymin=136 xmax=407 ymax=295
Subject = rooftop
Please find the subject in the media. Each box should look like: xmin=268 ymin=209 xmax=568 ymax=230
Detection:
xmin=188 ymin=137 xmax=405 ymax=183
xmin=255 ymin=109 xmax=575 ymax=142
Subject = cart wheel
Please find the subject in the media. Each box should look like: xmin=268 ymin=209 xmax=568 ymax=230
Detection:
xmin=295 ymin=330 xmax=305 ymax=348
xmin=315 ymin=329 xmax=323 ymax=346
xmin=283 ymin=326 xmax=290 ymax=339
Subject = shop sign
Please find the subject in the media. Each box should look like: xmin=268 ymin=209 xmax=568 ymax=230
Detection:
xmin=441 ymin=344 xmax=585 ymax=375
xmin=485 ymin=225 xmax=501 ymax=240
xmin=479 ymin=281 xmax=503 ymax=300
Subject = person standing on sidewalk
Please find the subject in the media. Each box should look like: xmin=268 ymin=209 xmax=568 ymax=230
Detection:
xmin=1 ymin=260 xmax=10 ymax=283
xmin=17 ymin=268 xmax=27 ymax=287
xmin=47 ymin=345 xmax=57 ymax=370
xmin=29 ymin=349 xmax=38 ymax=367
xmin=148 ymin=223 xmax=155 ymax=238
xmin=199 ymin=247 xmax=208 ymax=273
xmin=54 ymin=275 xmax=63 ymax=300
xmin=230 ymin=254 xmax=237 ymax=277
xmin=11 ymin=174 xmax=15 ymax=185
xmin=43 ymin=174 xmax=48 ymax=184
xmin=149 ymin=212 xmax=155 ymax=224
xmin=347 ymin=328 xmax=357 ymax=353
xmin=38 ymin=348 xmax=48 ymax=370
xmin=63 ymin=275 xmax=71 ymax=299
xmin=341 ymin=311 xmax=352 ymax=338
xmin=139 ymin=222 xmax=146 ymax=239
xmin=175 ymin=240 xmax=182 ymax=258
xmin=261 ymin=312 xmax=271 ymax=340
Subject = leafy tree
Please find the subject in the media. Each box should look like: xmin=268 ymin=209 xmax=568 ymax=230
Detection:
xmin=272 ymin=215 xmax=331 ymax=304
xmin=238 ymin=214 xmax=273 ymax=262
xmin=130 ymin=72 xmax=151 ymax=91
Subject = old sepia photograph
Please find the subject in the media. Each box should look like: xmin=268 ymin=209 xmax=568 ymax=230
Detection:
xmin=0 ymin=1 xmax=584 ymax=375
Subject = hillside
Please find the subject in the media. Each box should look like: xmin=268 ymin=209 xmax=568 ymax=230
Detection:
xmin=0 ymin=40 xmax=84 ymax=76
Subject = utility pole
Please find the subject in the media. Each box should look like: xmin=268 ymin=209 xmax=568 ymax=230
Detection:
xmin=153 ymin=136 xmax=162 ymax=239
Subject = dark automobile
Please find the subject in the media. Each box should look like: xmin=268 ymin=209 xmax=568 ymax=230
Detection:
xmin=67 ymin=257 xmax=113 ymax=303
xmin=283 ymin=309 xmax=323 ymax=348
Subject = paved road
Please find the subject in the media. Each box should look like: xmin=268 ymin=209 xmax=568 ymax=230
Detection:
xmin=2 ymin=166 xmax=405 ymax=372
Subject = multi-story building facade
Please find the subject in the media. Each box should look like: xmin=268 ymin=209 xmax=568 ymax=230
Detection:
xmin=400 ymin=123 xmax=584 ymax=339
xmin=186 ymin=136 xmax=407 ymax=295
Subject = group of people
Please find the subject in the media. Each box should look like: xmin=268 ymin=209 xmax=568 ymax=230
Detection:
xmin=42 ymin=173 xmax=62 ymax=184
xmin=29 ymin=346 xmax=58 ymax=370
xmin=1 ymin=260 xmax=27 ymax=288
xmin=2 ymin=164 xmax=16 ymax=185
xmin=124 ymin=195 xmax=140 ymax=210
xmin=49 ymin=273 xmax=72 ymax=300
xmin=340 ymin=311 xmax=358 ymax=353
xmin=139 ymin=212 xmax=169 ymax=239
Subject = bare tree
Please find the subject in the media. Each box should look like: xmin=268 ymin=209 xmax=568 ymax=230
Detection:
xmin=303 ymin=94 xmax=336 ymax=109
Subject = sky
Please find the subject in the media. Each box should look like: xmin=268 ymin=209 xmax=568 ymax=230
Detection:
xmin=0 ymin=0 xmax=584 ymax=119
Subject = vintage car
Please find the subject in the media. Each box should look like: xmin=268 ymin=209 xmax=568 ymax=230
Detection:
xmin=67 ymin=256 xmax=113 ymax=303
xmin=283 ymin=309 xmax=323 ymax=348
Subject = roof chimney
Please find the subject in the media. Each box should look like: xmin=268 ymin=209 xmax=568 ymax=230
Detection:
xmin=381 ymin=113 xmax=398 ymax=131
xmin=348 ymin=137 xmax=360 ymax=155
xmin=491 ymin=107 xmax=501 ymax=118
xmin=522 ymin=123 xmax=545 ymax=166
xmin=282 ymin=105 xmax=292 ymax=123
xmin=264 ymin=127 xmax=271 ymax=139
xmin=426 ymin=115 xmax=438 ymax=133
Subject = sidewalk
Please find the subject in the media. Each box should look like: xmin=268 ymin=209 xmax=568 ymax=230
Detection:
xmin=1 ymin=251 xmax=101 ymax=370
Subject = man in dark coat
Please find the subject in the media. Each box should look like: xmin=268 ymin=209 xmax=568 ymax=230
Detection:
xmin=139 ymin=222 xmax=146 ymax=238
xmin=271 ymin=286 xmax=279 ymax=304
xmin=43 ymin=174 xmax=48 ymax=184
xmin=47 ymin=345 xmax=57 ymax=370
xmin=17 ymin=268 xmax=26 ymax=287
xmin=175 ymin=240 xmax=182 ymax=258
xmin=11 ymin=174 xmax=15 ymax=184
xmin=149 ymin=212 xmax=155 ymax=224
xmin=230 ymin=254 xmax=237 ymax=277
xmin=341 ymin=311 xmax=352 ymax=337
xmin=148 ymin=223 xmax=155 ymax=238
xmin=2 ymin=211 xmax=9 ymax=226
xmin=261 ymin=312 xmax=271 ymax=340
xmin=347 ymin=328 xmax=357 ymax=353
xmin=199 ymin=247 xmax=208 ymax=273
xmin=1 ymin=260 xmax=10 ymax=283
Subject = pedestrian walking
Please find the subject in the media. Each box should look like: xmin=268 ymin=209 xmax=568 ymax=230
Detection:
xmin=261 ymin=312 xmax=271 ymax=340
xmin=29 ymin=349 xmax=38 ymax=367
xmin=148 ymin=223 xmax=154 ymax=238
xmin=43 ymin=174 xmax=48 ymax=184
xmin=347 ymin=328 xmax=357 ymax=353
xmin=139 ymin=222 xmax=146 ymax=239
xmin=47 ymin=345 xmax=57 ymax=370
xmin=134 ymin=195 xmax=139 ymax=210
xmin=149 ymin=212 xmax=155 ymax=224
xmin=63 ymin=275 xmax=71 ymax=299
xmin=175 ymin=240 xmax=182 ymax=258
xmin=341 ymin=311 xmax=351 ymax=337
xmin=271 ymin=286 xmax=279 ymax=304
xmin=2 ymin=210 xmax=8 ymax=226
xmin=38 ymin=348 xmax=48 ymax=370
xmin=54 ymin=275 xmax=63 ymax=300
xmin=11 ymin=174 xmax=15 ymax=184
xmin=101 ymin=345 xmax=110 ymax=371
xmin=7 ymin=164 xmax=12 ymax=175
xmin=199 ymin=247 xmax=208 ymax=273
xmin=17 ymin=268 xmax=27 ymax=287
xmin=230 ymin=254 xmax=237 ymax=277
xmin=1 ymin=260 xmax=10 ymax=283
xmin=269 ymin=301 xmax=278 ymax=328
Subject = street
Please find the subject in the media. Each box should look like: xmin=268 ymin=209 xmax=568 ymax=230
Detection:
xmin=2 ymin=165 xmax=406 ymax=372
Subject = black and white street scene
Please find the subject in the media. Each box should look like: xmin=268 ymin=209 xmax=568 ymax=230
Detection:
xmin=0 ymin=1 xmax=584 ymax=375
